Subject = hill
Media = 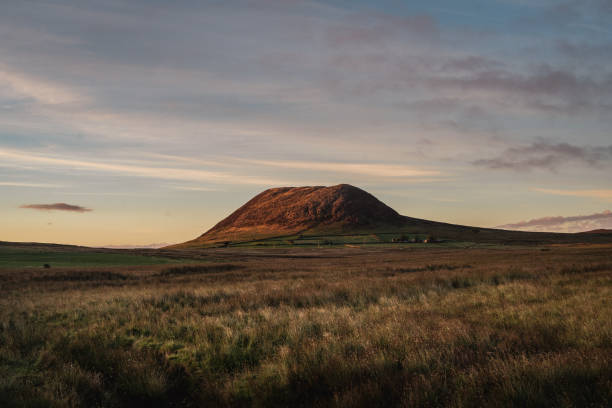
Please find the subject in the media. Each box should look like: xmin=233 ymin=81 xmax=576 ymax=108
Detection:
xmin=194 ymin=184 xmax=405 ymax=243
xmin=170 ymin=184 xmax=612 ymax=248
xmin=173 ymin=184 xmax=409 ymax=247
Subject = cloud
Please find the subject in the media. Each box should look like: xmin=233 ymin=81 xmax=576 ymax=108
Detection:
xmin=0 ymin=181 xmax=64 ymax=188
xmin=0 ymin=2 xmax=611 ymax=195
xmin=0 ymin=148 xmax=442 ymax=188
xmin=428 ymin=66 xmax=612 ymax=114
xmin=0 ymin=0 xmax=609 ymax=162
xmin=557 ymin=40 xmax=612 ymax=61
xmin=0 ymin=66 xmax=84 ymax=105
xmin=533 ymin=188 xmax=612 ymax=200
xmin=440 ymin=56 xmax=503 ymax=72
xmin=325 ymin=13 xmax=439 ymax=48
xmin=170 ymin=185 xmax=221 ymax=192
xmin=20 ymin=203 xmax=92 ymax=212
xmin=473 ymin=142 xmax=612 ymax=171
xmin=0 ymin=148 xmax=295 ymax=186
xmin=570 ymin=23 xmax=612 ymax=35
xmin=242 ymin=159 xmax=442 ymax=178
xmin=496 ymin=210 xmax=612 ymax=233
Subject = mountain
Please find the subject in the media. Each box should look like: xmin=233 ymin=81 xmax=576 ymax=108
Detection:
xmin=170 ymin=184 xmax=612 ymax=248
xmin=175 ymin=184 xmax=406 ymax=246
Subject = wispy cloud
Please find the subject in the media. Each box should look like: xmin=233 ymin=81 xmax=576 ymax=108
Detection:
xmin=429 ymin=66 xmax=612 ymax=114
xmin=430 ymin=7 xmax=504 ymax=23
xmin=325 ymin=13 xmax=439 ymax=48
xmin=0 ymin=148 xmax=293 ymax=186
xmin=20 ymin=203 xmax=92 ymax=212
xmin=557 ymin=40 xmax=612 ymax=61
xmin=0 ymin=181 xmax=64 ymax=188
xmin=243 ymin=159 xmax=442 ymax=178
xmin=473 ymin=142 xmax=612 ymax=171
xmin=170 ymin=185 xmax=221 ymax=192
xmin=497 ymin=210 xmax=612 ymax=233
xmin=570 ymin=23 xmax=612 ymax=35
xmin=440 ymin=56 xmax=504 ymax=72
xmin=533 ymin=188 xmax=612 ymax=200
xmin=0 ymin=66 xmax=85 ymax=105
xmin=0 ymin=148 xmax=444 ymax=186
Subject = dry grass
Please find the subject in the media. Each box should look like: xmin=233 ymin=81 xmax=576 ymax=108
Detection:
xmin=1 ymin=245 xmax=611 ymax=407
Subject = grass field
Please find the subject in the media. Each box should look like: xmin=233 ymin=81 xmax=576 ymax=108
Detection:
xmin=1 ymin=244 xmax=611 ymax=407
xmin=0 ymin=247 xmax=189 ymax=268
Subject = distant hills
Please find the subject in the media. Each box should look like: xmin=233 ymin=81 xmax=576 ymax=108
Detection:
xmin=170 ymin=184 xmax=612 ymax=248
xmin=580 ymin=229 xmax=612 ymax=234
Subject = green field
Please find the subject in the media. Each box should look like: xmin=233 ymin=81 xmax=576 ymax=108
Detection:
xmin=1 ymin=244 xmax=611 ymax=407
xmin=0 ymin=247 xmax=186 ymax=268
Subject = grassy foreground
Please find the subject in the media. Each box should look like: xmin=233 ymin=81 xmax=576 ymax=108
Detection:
xmin=1 ymin=245 xmax=611 ymax=407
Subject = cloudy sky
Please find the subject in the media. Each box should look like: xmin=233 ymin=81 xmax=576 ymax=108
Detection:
xmin=1 ymin=0 xmax=611 ymax=246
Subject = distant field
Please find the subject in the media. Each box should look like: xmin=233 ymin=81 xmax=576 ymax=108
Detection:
xmin=1 ymin=245 xmax=611 ymax=407
xmin=230 ymin=232 xmax=425 ymax=247
xmin=188 ymin=231 xmax=478 ymax=249
xmin=0 ymin=247 xmax=188 ymax=268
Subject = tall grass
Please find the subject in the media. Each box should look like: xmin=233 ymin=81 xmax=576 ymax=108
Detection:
xmin=1 ymin=246 xmax=611 ymax=407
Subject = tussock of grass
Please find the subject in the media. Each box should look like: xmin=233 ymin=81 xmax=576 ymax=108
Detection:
xmin=159 ymin=264 xmax=242 ymax=277
xmin=31 ymin=270 xmax=130 ymax=282
xmin=0 ymin=246 xmax=611 ymax=406
xmin=390 ymin=263 xmax=472 ymax=274
xmin=560 ymin=263 xmax=612 ymax=275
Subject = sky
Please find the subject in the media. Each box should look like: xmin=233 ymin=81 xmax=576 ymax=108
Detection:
xmin=1 ymin=0 xmax=612 ymax=246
